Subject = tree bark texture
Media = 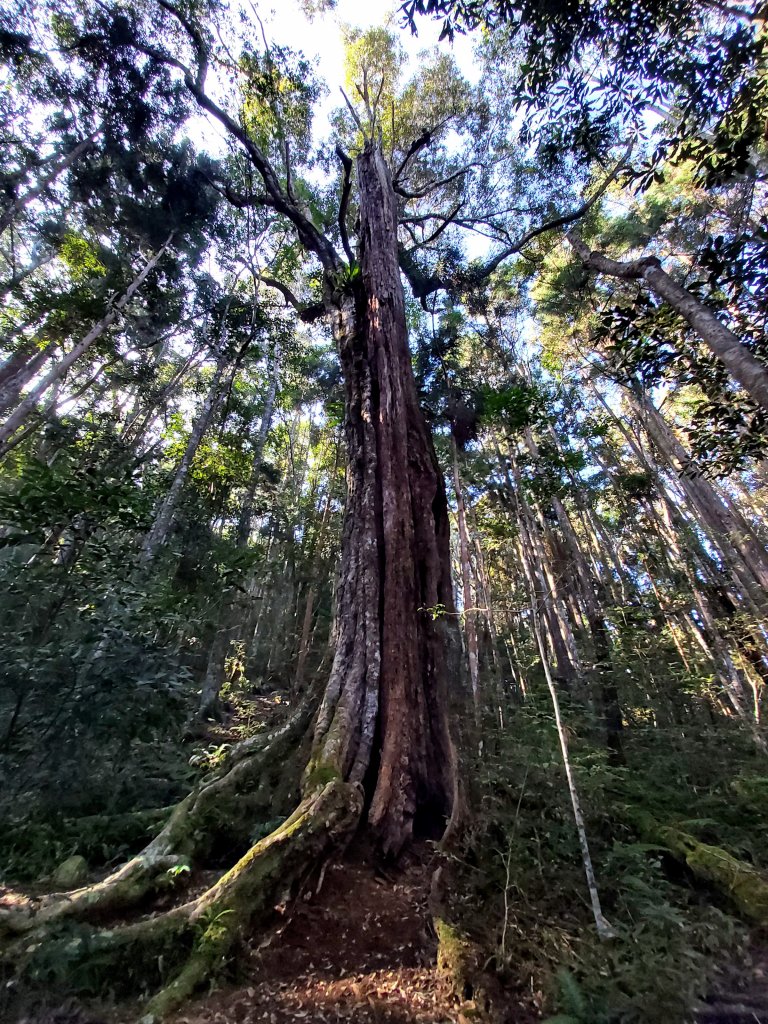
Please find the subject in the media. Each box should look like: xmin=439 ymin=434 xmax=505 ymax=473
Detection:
xmin=309 ymin=143 xmax=457 ymax=856
xmin=0 ymin=143 xmax=461 ymax=1013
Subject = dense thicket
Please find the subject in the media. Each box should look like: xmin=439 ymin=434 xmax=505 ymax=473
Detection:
xmin=1 ymin=0 xmax=768 ymax=1021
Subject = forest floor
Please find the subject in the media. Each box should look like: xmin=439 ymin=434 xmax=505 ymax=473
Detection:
xmin=10 ymin=846 xmax=537 ymax=1024
xmin=7 ymin=696 xmax=768 ymax=1024
xmin=694 ymin=942 xmax=768 ymax=1023
xmin=147 ymin=850 xmax=485 ymax=1024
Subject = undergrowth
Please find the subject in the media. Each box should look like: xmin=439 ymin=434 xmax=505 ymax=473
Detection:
xmin=447 ymin=699 xmax=766 ymax=1023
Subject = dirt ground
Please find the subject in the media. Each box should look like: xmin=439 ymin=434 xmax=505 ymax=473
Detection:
xmin=7 ymin=848 xmax=495 ymax=1024
xmin=162 ymin=852 xmax=462 ymax=1024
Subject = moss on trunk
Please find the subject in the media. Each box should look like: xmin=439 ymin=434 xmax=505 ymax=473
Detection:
xmin=0 ymin=702 xmax=314 ymax=938
xmin=632 ymin=811 xmax=768 ymax=924
xmin=655 ymin=823 xmax=768 ymax=924
xmin=146 ymin=780 xmax=362 ymax=1017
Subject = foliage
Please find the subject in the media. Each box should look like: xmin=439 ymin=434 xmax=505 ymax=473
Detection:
xmin=449 ymin=703 xmax=757 ymax=1023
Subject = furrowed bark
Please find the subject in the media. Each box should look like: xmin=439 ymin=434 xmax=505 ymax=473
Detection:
xmin=2 ymin=138 xmax=462 ymax=1016
xmin=309 ymin=142 xmax=457 ymax=855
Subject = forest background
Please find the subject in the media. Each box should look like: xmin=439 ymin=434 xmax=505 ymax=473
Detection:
xmin=1 ymin=0 xmax=768 ymax=1021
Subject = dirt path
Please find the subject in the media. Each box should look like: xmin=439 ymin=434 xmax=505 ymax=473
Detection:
xmin=160 ymin=851 xmax=463 ymax=1024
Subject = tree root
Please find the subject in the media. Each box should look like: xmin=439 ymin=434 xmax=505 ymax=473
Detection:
xmin=429 ymin=865 xmax=503 ymax=1022
xmin=0 ymin=805 xmax=175 ymax=880
xmin=9 ymin=779 xmax=362 ymax=1020
xmin=145 ymin=779 xmax=362 ymax=1018
xmin=0 ymin=701 xmax=316 ymax=937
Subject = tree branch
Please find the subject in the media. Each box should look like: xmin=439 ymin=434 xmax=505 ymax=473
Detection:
xmin=335 ymin=145 xmax=355 ymax=265
xmin=340 ymin=87 xmax=367 ymax=141
xmin=392 ymin=117 xmax=453 ymax=184
xmin=473 ymin=144 xmax=632 ymax=279
xmin=256 ymin=274 xmax=326 ymax=323
xmin=393 ymin=163 xmax=475 ymax=200
xmin=407 ymin=202 xmax=464 ymax=250
xmin=143 ymin=1 xmax=340 ymax=274
xmin=565 ymin=233 xmax=659 ymax=278
xmin=285 ymin=140 xmax=296 ymax=203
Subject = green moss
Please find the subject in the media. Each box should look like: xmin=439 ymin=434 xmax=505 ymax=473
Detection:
xmin=302 ymin=758 xmax=341 ymax=792
xmin=435 ymin=917 xmax=474 ymax=982
xmin=656 ymin=826 xmax=768 ymax=924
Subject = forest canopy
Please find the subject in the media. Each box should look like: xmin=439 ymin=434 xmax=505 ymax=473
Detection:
xmin=1 ymin=1 xmax=768 ymax=1022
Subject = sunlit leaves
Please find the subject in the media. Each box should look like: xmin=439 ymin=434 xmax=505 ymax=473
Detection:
xmin=58 ymin=232 xmax=107 ymax=282
xmin=240 ymin=43 xmax=320 ymax=163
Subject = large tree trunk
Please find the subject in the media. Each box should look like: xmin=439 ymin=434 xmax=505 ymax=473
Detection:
xmin=0 ymin=141 xmax=459 ymax=1012
xmin=309 ymin=142 xmax=457 ymax=855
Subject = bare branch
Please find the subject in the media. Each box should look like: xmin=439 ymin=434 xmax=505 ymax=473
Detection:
xmin=335 ymin=145 xmax=356 ymax=265
xmin=392 ymin=117 xmax=455 ymax=184
xmin=474 ymin=144 xmax=632 ymax=279
xmin=155 ymin=0 xmax=209 ymax=87
xmin=394 ymin=164 xmax=476 ymax=200
xmin=140 ymin=1 xmax=341 ymax=274
xmin=340 ymin=87 xmax=367 ymax=141
xmin=407 ymin=202 xmax=464 ymax=250
xmin=256 ymin=274 xmax=326 ymax=323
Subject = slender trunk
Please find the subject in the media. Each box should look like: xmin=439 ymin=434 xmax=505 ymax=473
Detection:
xmin=293 ymin=585 xmax=316 ymax=693
xmin=654 ymin=500 xmax=767 ymax=747
xmin=236 ymin=341 xmax=281 ymax=547
xmin=567 ymin=233 xmax=768 ymax=411
xmin=0 ymin=135 xmax=95 ymax=236
xmin=546 ymin=489 xmax=624 ymax=760
xmin=196 ymin=345 xmax=285 ymax=720
xmin=0 ymin=248 xmax=56 ymax=301
xmin=520 ymin=415 xmax=624 ymax=756
xmin=633 ymin=389 xmax=768 ymax=605
xmin=590 ymin=377 xmax=768 ymax=623
xmin=141 ymin=345 xmax=229 ymax=564
xmin=532 ymin=619 xmax=616 ymax=941
xmin=494 ymin=434 xmax=579 ymax=685
xmin=451 ymin=437 xmax=481 ymax=713
xmin=0 ymin=238 xmax=172 ymax=452
xmin=294 ymin=468 xmax=338 ymax=692
xmin=0 ymin=341 xmax=57 ymax=416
